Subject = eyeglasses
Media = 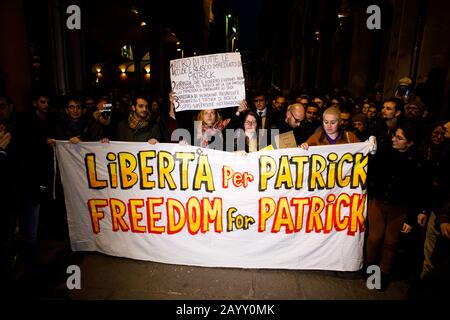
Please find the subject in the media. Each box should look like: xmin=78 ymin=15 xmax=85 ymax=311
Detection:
xmin=68 ymin=104 xmax=82 ymax=110
xmin=245 ymin=120 xmax=257 ymax=125
xmin=290 ymin=111 xmax=302 ymax=123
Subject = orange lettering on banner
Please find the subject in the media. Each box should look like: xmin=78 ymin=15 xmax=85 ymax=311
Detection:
xmin=334 ymin=193 xmax=350 ymax=231
xmin=349 ymin=193 xmax=366 ymax=235
xmin=110 ymin=198 xmax=129 ymax=232
xmin=271 ymin=197 xmax=295 ymax=233
xmin=87 ymin=197 xmax=224 ymax=235
xmin=187 ymin=197 xmax=202 ymax=234
xmin=87 ymin=199 xmax=108 ymax=233
xmin=202 ymin=197 xmax=223 ymax=233
xmin=222 ymin=166 xmax=254 ymax=188
xmin=291 ymin=198 xmax=309 ymax=232
xmin=85 ymin=194 xmax=365 ymax=235
xmin=258 ymin=197 xmax=276 ymax=232
xmin=147 ymin=197 xmax=165 ymax=234
xmin=258 ymin=194 xmax=366 ymax=235
xmin=324 ymin=194 xmax=336 ymax=233
xmin=166 ymin=198 xmax=186 ymax=234
xmin=128 ymin=199 xmax=146 ymax=233
xmin=305 ymin=197 xmax=325 ymax=233
xmin=166 ymin=197 xmax=224 ymax=234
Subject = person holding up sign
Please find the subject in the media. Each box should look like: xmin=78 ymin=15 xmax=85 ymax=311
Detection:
xmin=196 ymin=109 xmax=229 ymax=150
xmin=231 ymin=111 xmax=260 ymax=153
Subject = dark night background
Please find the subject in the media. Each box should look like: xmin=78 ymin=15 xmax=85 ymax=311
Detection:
xmin=0 ymin=0 xmax=449 ymax=117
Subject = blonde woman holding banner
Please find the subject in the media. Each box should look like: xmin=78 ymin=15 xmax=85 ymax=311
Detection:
xmin=299 ymin=107 xmax=360 ymax=149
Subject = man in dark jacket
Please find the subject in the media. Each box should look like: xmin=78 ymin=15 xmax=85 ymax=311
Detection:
xmin=115 ymin=95 xmax=161 ymax=143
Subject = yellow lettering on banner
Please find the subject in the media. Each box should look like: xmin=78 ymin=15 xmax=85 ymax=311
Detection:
xmin=85 ymin=154 xmax=107 ymax=189
xmin=138 ymin=150 xmax=156 ymax=189
xmin=257 ymin=153 xmax=368 ymax=192
xmin=290 ymin=156 xmax=309 ymax=189
xmin=275 ymin=156 xmax=293 ymax=189
xmin=258 ymin=197 xmax=276 ymax=231
xmin=309 ymin=155 xmax=326 ymax=191
xmin=83 ymin=147 xmax=368 ymax=193
xmin=259 ymin=156 xmax=276 ymax=191
xmin=158 ymin=151 xmax=176 ymax=190
xmin=272 ymin=197 xmax=294 ymax=233
xmin=203 ymin=198 xmax=223 ymax=233
xmin=352 ymin=154 xmax=368 ymax=188
xmin=337 ymin=153 xmax=353 ymax=187
xmin=107 ymin=153 xmax=118 ymax=188
xmin=128 ymin=199 xmax=146 ymax=233
xmin=166 ymin=198 xmax=186 ymax=234
xmin=87 ymin=199 xmax=107 ymax=233
xmin=119 ymin=152 xmax=138 ymax=189
xmin=193 ymin=154 xmax=214 ymax=192
xmin=306 ymin=196 xmax=325 ymax=232
xmin=326 ymin=153 xmax=338 ymax=189
xmin=146 ymin=197 xmax=165 ymax=234
xmin=227 ymin=207 xmax=237 ymax=231
xmin=227 ymin=208 xmax=255 ymax=231
xmin=187 ymin=197 xmax=202 ymax=234
xmin=175 ymin=152 xmax=195 ymax=190
xmin=110 ymin=198 xmax=129 ymax=232
xmin=291 ymin=198 xmax=309 ymax=231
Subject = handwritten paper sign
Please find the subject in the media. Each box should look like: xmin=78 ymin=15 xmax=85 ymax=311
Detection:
xmin=170 ymin=53 xmax=246 ymax=111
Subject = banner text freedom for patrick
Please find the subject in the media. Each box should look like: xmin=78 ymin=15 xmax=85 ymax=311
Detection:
xmin=56 ymin=141 xmax=371 ymax=271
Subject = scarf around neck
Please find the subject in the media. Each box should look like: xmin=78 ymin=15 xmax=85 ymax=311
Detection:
xmin=128 ymin=113 xmax=149 ymax=131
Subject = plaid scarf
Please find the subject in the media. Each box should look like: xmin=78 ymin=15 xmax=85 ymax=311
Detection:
xmin=200 ymin=121 xmax=227 ymax=148
xmin=128 ymin=113 xmax=149 ymax=131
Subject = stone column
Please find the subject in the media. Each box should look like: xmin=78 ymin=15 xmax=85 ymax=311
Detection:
xmin=0 ymin=0 xmax=32 ymax=112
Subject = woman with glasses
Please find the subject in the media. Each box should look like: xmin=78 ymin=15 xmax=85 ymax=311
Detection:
xmin=232 ymin=111 xmax=261 ymax=153
xmin=299 ymin=107 xmax=359 ymax=149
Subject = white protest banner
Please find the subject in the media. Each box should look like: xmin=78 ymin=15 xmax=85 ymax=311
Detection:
xmin=170 ymin=52 xmax=245 ymax=111
xmin=55 ymin=141 xmax=372 ymax=271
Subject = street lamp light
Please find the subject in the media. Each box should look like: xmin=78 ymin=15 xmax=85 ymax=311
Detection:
xmin=225 ymin=14 xmax=230 ymax=51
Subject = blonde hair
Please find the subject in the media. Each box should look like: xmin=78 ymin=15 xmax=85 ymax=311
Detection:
xmin=197 ymin=109 xmax=222 ymax=127
xmin=323 ymin=107 xmax=341 ymax=119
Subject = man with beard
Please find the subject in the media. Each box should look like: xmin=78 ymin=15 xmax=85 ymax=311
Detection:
xmin=115 ymin=95 xmax=161 ymax=143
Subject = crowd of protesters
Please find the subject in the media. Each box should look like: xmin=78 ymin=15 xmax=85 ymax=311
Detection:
xmin=0 ymin=77 xmax=449 ymax=298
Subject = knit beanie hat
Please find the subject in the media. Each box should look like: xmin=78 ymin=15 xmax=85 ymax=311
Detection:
xmin=351 ymin=113 xmax=368 ymax=125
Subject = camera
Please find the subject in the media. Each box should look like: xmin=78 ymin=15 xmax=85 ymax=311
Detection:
xmin=100 ymin=103 xmax=112 ymax=118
